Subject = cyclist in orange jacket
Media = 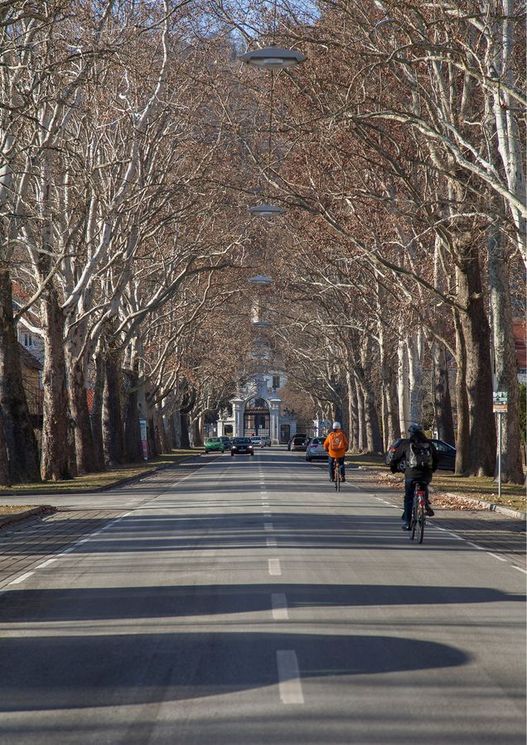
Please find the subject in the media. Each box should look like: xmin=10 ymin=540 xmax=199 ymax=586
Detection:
xmin=324 ymin=422 xmax=349 ymax=482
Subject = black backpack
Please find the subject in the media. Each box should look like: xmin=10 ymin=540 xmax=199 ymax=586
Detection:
xmin=407 ymin=441 xmax=433 ymax=469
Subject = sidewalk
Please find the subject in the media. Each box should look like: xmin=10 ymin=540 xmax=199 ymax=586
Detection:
xmin=346 ymin=453 xmax=526 ymax=518
xmin=0 ymin=449 xmax=205 ymax=528
xmin=345 ymin=462 xmax=526 ymax=569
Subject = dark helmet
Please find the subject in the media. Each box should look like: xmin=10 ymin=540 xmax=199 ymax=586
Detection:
xmin=408 ymin=423 xmax=423 ymax=435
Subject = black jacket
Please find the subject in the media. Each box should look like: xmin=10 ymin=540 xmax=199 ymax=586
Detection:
xmin=390 ymin=435 xmax=439 ymax=481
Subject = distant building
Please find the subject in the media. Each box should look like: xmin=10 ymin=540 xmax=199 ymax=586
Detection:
xmin=215 ymin=372 xmax=297 ymax=444
xmin=17 ymin=342 xmax=43 ymax=426
xmin=12 ymin=288 xmax=44 ymax=424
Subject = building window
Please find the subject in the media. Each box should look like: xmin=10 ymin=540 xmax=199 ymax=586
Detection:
xmin=23 ymin=332 xmax=33 ymax=348
xmin=272 ymin=374 xmax=280 ymax=390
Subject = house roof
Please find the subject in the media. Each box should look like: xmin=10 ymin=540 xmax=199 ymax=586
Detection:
xmin=18 ymin=342 xmax=42 ymax=370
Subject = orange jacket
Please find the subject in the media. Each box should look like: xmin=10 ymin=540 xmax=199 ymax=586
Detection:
xmin=324 ymin=429 xmax=349 ymax=458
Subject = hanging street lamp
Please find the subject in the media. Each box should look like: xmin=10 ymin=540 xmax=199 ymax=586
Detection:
xmin=248 ymin=274 xmax=274 ymax=286
xmin=239 ymin=46 xmax=305 ymax=71
xmin=248 ymin=203 xmax=285 ymax=217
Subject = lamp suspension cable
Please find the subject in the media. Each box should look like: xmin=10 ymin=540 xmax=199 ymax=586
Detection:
xmin=267 ymin=70 xmax=275 ymax=175
xmin=268 ymin=0 xmax=278 ymax=174
xmin=272 ymin=0 xmax=278 ymax=44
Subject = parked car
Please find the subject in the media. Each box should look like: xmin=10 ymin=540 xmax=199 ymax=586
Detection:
xmin=262 ymin=436 xmax=271 ymax=447
xmin=431 ymin=439 xmax=456 ymax=470
xmin=305 ymin=437 xmax=328 ymax=462
xmin=385 ymin=437 xmax=456 ymax=471
xmin=219 ymin=436 xmax=232 ymax=449
xmin=287 ymin=434 xmax=306 ymax=451
xmin=251 ymin=436 xmax=264 ymax=448
xmin=290 ymin=435 xmax=308 ymax=452
xmin=231 ymin=437 xmax=255 ymax=456
xmin=204 ymin=437 xmax=225 ymax=454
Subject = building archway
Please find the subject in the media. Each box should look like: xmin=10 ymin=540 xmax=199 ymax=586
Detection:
xmin=243 ymin=397 xmax=270 ymax=437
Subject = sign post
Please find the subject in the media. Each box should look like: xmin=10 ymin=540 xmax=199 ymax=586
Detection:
xmin=492 ymin=392 xmax=508 ymax=500
xmin=139 ymin=418 xmax=148 ymax=461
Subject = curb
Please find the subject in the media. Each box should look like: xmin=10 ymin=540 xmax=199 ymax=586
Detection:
xmin=0 ymin=454 xmax=204 ymax=499
xmin=354 ymin=464 xmax=526 ymax=520
xmin=437 ymin=491 xmax=526 ymax=520
xmin=0 ymin=505 xmax=57 ymax=529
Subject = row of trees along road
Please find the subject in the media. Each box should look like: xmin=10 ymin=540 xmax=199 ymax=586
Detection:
xmin=0 ymin=1 xmax=525 ymax=485
xmin=211 ymin=0 xmax=525 ymax=482
xmin=0 ymin=2 xmax=257 ymax=485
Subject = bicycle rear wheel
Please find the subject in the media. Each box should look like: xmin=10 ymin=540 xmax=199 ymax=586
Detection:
xmin=417 ymin=506 xmax=425 ymax=544
xmin=334 ymin=463 xmax=341 ymax=492
xmin=410 ymin=499 xmax=417 ymax=540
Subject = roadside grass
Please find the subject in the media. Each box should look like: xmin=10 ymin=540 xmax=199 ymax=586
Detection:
xmin=0 ymin=448 xmax=200 ymax=505
xmin=346 ymin=452 xmax=526 ymax=513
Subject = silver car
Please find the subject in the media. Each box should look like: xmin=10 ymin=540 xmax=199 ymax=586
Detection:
xmin=305 ymin=436 xmax=328 ymax=461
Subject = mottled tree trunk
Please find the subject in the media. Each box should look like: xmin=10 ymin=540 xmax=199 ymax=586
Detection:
xmin=362 ymin=381 xmax=383 ymax=454
xmin=408 ymin=330 xmax=424 ymax=425
xmin=487 ymin=226 xmax=524 ymax=483
xmin=102 ymin=351 xmax=125 ymax=465
xmin=167 ymin=414 xmax=177 ymax=450
xmin=67 ymin=353 xmax=97 ymax=474
xmin=41 ymin=286 xmax=71 ymax=481
xmin=346 ymin=369 xmax=358 ymax=451
xmin=123 ymin=369 xmax=142 ymax=463
xmin=147 ymin=412 xmax=158 ymax=458
xmin=354 ymin=376 xmax=365 ymax=451
xmin=456 ymin=255 xmax=496 ymax=476
xmin=179 ymin=412 xmax=190 ymax=449
xmin=156 ymin=405 xmax=169 ymax=453
xmin=190 ymin=417 xmax=201 ymax=448
xmin=432 ymin=344 xmax=455 ymax=445
xmin=91 ymin=352 xmax=106 ymax=471
xmin=453 ymin=311 xmax=470 ymax=475
xmin=397 ymin=337 xmax=409 ymax=434
xmin=0 ymin=264 xmax=40 ymax=482
xmin=0 ymin=410 xmax=10 ymax=486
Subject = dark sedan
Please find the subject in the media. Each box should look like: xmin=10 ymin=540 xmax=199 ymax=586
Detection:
xmin=290 ymin=435 xmax=308 ymax=452
xmin=231 ymin=437 xmax=254 ymax=456
xmin=385 ymin=437 xmax=456 ymax=471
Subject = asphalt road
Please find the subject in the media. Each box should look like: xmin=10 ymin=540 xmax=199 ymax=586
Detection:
xmin=0 ymin=449 xmax=525 ymax=745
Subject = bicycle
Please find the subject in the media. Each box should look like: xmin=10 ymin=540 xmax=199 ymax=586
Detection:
xmin=409 ymin=482 xmax=427 ymax=544
xmin=333 ymin=459 xmax=341 ymax=491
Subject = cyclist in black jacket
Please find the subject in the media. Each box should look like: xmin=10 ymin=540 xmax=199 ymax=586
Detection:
xmin=390 ymin=424 xmax=439 ymax=530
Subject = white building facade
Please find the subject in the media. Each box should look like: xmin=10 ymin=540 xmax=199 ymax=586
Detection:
xmin=215 ymin=372 xmax=297 ymax=445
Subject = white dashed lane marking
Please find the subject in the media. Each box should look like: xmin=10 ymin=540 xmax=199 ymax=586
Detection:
xmin=271 ymin=593 xmax=289 ymax=620
xmin=276 ymin=650 xmax=304 ymax=704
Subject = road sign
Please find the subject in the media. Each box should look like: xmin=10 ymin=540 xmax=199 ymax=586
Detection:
xmin=493 ymin=403 xmax=508 ymax=413
xmin=493 ymin=391 xmax=508 ymax=404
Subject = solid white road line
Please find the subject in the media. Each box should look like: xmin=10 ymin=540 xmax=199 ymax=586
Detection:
xmin=512 ymin=566 xmax=527 ymax=575
xmin=271 ymin=593 xmax=289 ymax=620
xmin=268 ymin=559 xmax=282 ymax=576
xmin=486 ymin=552 xmax=507 ymax=562
xmin=35 ymin=558 xmax=58 ymax=569
xmin=276 ymin=650 xmax=304 ymax=704
xmin=9 ymin=571 xmax=34 ymax=585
